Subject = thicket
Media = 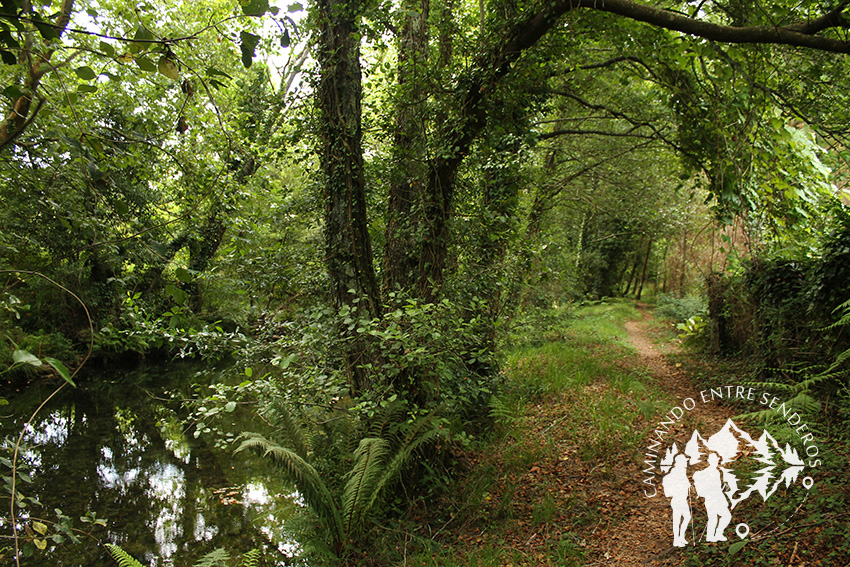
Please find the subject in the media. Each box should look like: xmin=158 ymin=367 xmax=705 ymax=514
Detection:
xmin=703 ymin=202 xmax=850 ymax=434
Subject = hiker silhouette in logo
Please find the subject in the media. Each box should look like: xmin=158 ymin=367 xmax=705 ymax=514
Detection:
xmin=662 ymin=453 xmax=691 ymax=547
xmin=692 ymin=452 xmax=732 ymax=542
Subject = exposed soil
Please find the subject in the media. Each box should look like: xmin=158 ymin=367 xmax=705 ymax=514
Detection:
xmin=589 ymin=303 xmax=734 ymax=566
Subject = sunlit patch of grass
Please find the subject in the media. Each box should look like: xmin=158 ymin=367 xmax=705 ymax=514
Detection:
xmin=504 ymin=300 xmax=646 ymax=400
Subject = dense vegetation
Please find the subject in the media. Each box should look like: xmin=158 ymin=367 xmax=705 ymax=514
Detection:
xmin=2 ymin=0 xmax=849 ymax=564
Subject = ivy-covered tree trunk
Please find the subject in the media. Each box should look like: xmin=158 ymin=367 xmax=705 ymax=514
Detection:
xmin=316 ymin=0 xmax=382 ymax=394
xmin=473 ymin=131 xmax=522 ymax=355
xmin=383 ymin=0 xmax=430 ymax=294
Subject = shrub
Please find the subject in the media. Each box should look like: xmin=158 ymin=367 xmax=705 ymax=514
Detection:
xmin=655 ymin=292 xmax=707 ymax=322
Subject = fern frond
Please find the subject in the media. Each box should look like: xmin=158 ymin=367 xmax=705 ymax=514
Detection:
xmin=369 ymin=397 xmax=408 ymax=439
xmin=366 ymin=415 xmax=443 ymax=515
xmin=736 ymin=390 xmax=822 ymax=425
xmin=105 ymin=544 xmax=147 ymax=567
xmin=824 ymin=346 xmax=850 ymax=376
xmin=239 ymin=549 xmax=261 ymax=567
xmin=342 ymin=437 xmax=388 ymax=535
xmin=234 ymin=432 xmax=344 ymax=547
xmin=488 ymin=395 xmax=515 ymax=424
xmin=264 ymin=399 xmax=312 ymax=459
xmin=823 ymin=299 xmax=850 ymax=330
xmin=193 ymin=548 xmax=231 ymax=567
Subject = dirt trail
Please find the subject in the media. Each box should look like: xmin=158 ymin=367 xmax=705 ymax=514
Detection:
xmin=590 ymin=304 xmax=733 ymax=566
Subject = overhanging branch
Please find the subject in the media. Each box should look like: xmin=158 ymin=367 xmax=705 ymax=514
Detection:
xmin=576 ymin=0 xmax=850 ymax=53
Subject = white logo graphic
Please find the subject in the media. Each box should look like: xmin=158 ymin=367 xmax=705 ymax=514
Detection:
xmin=659 ymin=419 xmax=808 ymax=547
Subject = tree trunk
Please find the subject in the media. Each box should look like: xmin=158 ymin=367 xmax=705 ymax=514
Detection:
xmin=623 ymin=254 xmax=639 ymax=296
xmin=636 ymin=238 xmax=652 ymax=300
xmin=316 ymin=0 xmax=382 ymax=394
xmin=0 ymin=0 xmax=75 ymax=150
xmin=383 ymin=0 xmax=430 ymax=293
xmin=473 ymin=134 xmax=522 ymax=360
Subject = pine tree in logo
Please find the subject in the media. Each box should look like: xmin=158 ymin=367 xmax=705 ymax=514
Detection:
xmin=659 ymin=419 xmax=806 ymax=546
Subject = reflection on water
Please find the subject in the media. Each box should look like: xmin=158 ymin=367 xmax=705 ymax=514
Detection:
xmin=1 ymin=365 xmax=301 ymax=566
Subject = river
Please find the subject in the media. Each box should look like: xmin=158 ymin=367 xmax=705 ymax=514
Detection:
xmin=1 ymin=363 xmax=300 ymax=566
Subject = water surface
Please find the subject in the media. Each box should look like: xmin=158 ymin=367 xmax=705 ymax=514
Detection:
xmin=1 ymin=364 xmax=300 ymax=566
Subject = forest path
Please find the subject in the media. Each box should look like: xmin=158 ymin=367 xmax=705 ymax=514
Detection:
xmin=589 ymin=302 xmax=734 ymax=566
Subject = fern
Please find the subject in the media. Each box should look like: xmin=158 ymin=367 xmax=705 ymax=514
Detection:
xmin=488 ymin=395 xmax=515 ymax=424
xmin=342 ymin=437 xmax=388 ymax=535
xmin=239 ymin=549 xmax=262 ymax=567
xmin=367 ymin=397 xmax=408 ymax=440
xmin=105 ymin=544 xmax=147 ymax=567
xmin=193 ymin=548 xmax=231 ymax=567
xmin=236 ymin=404 xmax=442 ymax=558
xmin=263 ymin=399 xmax=312 ymax=460
xmin=234 ymin=432 xmax=344 ymax=549
xmin=366 ymin=414 xmax=442 ymax=514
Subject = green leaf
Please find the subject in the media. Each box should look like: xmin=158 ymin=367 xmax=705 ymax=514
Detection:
xmin=12 ymin=349 xmax=41 ymax=367
xmin=280 ymin=353 xmax=297 ymax=369
xmin=729 ymin=541 xmax=747 ymax=555
xmin=32 ymin=521 xmax=48 ymax=535
xmin=87 ymin=160 xmax=103 ymax=181
xmin=241 ymin=0 xmax=270 ymax=16
xmin=33 ymin=538 xmax=47 ymax=550
xmin=280 ymin=29 xmax=290 ymax=48
xmin=244 ymin=366 xmax=253 ymax=377
xmin=129 ymin=25 xmax=154 ymax=54
xmin=240 ymin=31 xmax=261 ymax=68
xmin=174 ymin=267 xmax=192 ymax=282
xmin=164 ymin=284 xmax=188 ymax=305
xmin=44 ymin=357 xmax=75 ymax=387
xmin=0 ymin=29 xmax=21 ymax=50
xmin=2 ymin=84 xmax=24 ymax=102
xmin=0 ymin=49 xmax=16 ymax=65
xmin=74 ymin=66 xmax=97 ymax=80
xmin=205 ymin=66 xmax=233 ymax=80
xmin=288 ymin=2 xmax=303 ymax=11
xmin=99 ymin=41 xmax=115 ymax=57
xmin=77 ymin=84 xmax=98 ymax=94
xmin=157 ymin=56 xmax=179 ymax=80
xmin=31 ymin=15 xmax=59 ymax=41
xmin=224 ymin=401 xmax=237 ymax=413
xmin=114 ymin=200 xmax=129 ymax=216
xmin=134 ymin=55 xmax=157 ymax=73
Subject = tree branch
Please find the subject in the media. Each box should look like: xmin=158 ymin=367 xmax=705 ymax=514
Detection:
xmin=576 ymin=0 xmax=850 ymax=53
xmin=539 ymin=127 xmax=657 ymax=140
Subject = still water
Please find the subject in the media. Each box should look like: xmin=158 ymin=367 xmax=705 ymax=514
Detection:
xmin=1 ymin=364 xmax=301 ymax=566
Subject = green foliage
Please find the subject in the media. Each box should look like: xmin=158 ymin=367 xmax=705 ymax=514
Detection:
xmin=234 ymin=400 xmax=442 ymax=559
xmin=239 ymin=548 xmax=262 ymax=567
xmin=193 ymin=548 xmax=231 ymax=567
xmin=105 ymin=544 xmax=147 ymax=567
xmin=105 ymin=544 xmax=266 ymax=567
xmin=676 ymin=315 xmax=709 ymax=346
xmin=656 ymin=293 xmax=707 ymax=322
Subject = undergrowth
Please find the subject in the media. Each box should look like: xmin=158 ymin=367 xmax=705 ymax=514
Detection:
xmin=391 ymin=299 xmax=669 ymax=566
xmin=665 ymin=305 xmax=850 ymax=566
